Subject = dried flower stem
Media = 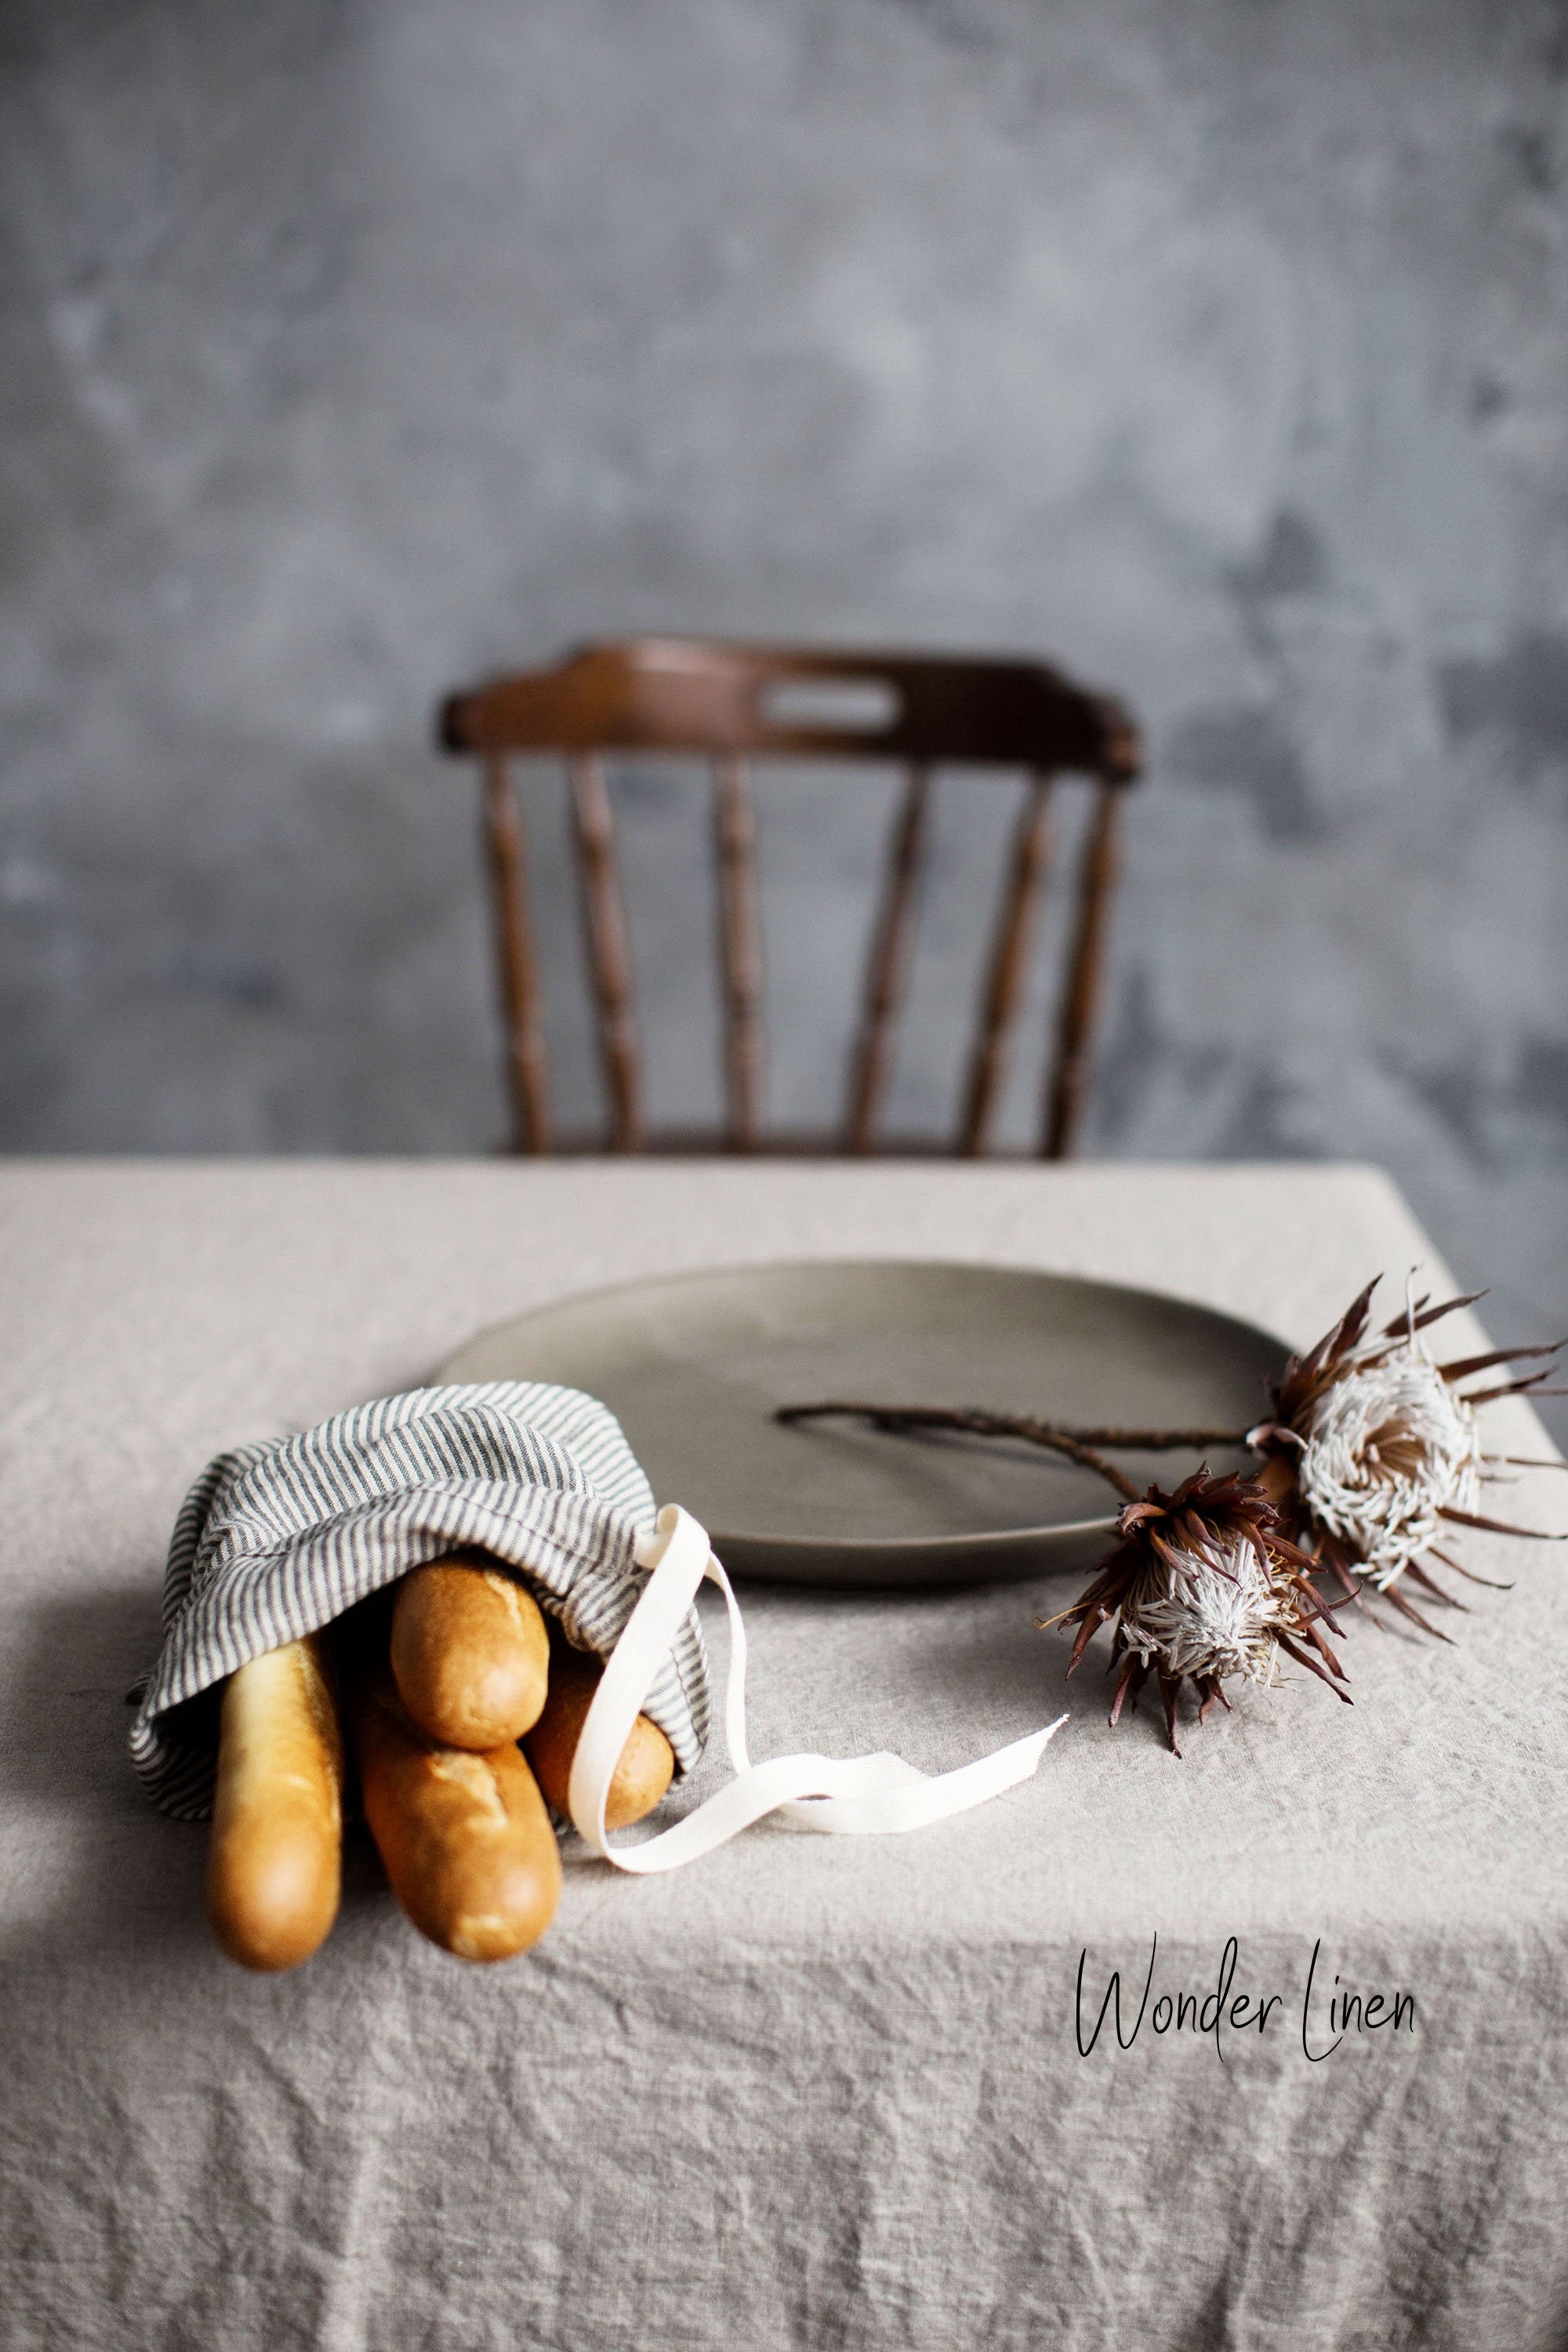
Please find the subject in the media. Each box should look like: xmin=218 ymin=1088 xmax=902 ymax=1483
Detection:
xmin=777 ymin=1402 xmax=1247 ymax=1454
xmin=775 ymin=1400 xmax=1145 ymax=1502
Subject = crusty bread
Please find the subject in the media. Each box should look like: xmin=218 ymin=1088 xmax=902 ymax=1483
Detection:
xmin=390 ymin=1558 xmax=550 ymax=1750
xmin=524 ymin=1646 xmax=675 ymax=1833
xmin=350 ymin=1666 xmax=561 ymax=1962
xmin=206 ymin=1634 xmax=344 ymax=1972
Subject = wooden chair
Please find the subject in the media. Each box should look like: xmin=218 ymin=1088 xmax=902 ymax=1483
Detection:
xmin=437 ymin=637 xmax=1141 ymax=1157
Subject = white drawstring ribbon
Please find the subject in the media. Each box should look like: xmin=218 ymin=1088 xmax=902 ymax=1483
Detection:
xmin=568 ymin=1504 xmax=1066 ymax=1873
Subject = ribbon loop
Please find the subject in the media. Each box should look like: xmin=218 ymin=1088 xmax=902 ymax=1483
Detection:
xmin=568 ymin=1504 xmax=1065 ymax=1875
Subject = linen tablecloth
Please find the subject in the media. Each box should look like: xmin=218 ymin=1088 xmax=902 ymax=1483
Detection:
xmin=2 ymin=1160 xmax=1564 ymax=2351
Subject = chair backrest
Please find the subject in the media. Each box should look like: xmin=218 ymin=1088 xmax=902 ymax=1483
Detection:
xmin=438 ymin=637 xmax=1141 ymax=1156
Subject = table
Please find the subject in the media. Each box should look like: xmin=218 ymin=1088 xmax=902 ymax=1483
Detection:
xmin=2 ymin=1160 xmax=1565 ymax=2351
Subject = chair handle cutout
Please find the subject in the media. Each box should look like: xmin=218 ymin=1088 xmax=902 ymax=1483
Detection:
xmin=757 ymin=676 xmax=902 ymax=735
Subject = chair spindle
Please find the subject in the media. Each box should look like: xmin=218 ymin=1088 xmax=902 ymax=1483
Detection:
xmin=844 ymin=764 xmax=931 ymax=1152
xmin=1044 ymin=779 xmax=1123 ymax=1160
xmin=566 ymin=753 xmax=644 ymax=1151
xmin=712 ymin=757 xmax=765 ymax=1149
xmin=957 ymin=775 xmax=1054 ymax=1156
xmin=444 ymin=642 xmax=1140 ymax=1155
xmin=481 ymin=755 xmax=552 ymax=1153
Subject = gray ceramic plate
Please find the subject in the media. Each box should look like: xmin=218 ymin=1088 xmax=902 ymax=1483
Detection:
xmin=432 ymin=1260 xmax=1287 ymax=1589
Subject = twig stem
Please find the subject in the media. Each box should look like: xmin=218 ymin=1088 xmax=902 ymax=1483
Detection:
xmin=774 ymin=1400 xmax=1175 ymax=1503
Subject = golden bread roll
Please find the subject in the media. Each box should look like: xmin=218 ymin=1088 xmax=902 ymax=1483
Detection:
xmin=390 ymin=1558 xmax=550 ymax=1749
xmin=524 ymin=1646 xmax=675 ymax=1832
xmin=206 ymin=1633 xmax=344 ymax=1973
xmin=350 ymin=1668 xmax=561 ymax=1962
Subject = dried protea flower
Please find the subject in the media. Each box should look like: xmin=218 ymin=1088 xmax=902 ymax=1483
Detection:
xmin=1292 ymin=1337 xmax=1482 ymax=1580
xmin=776 ymin=1274 xmax=1564 ymax=1662
xmin=1045 ymin=1468 xmax=1349 ymax=1755
xmin=1250 ymin=1278 xmax=1565 ymax=1634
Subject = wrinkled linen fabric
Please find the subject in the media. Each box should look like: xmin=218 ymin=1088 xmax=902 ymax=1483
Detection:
xmin=128 ymin=1380 xmax=710 ymax=1817
xmin=4 ymin=1162 xmax=1568 ymax=2352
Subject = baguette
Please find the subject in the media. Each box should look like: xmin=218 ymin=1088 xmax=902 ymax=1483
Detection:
xmin=206 ymin=1634 xmax=344 ymax=1972
xmin=350 ymin=1667 xmax=561 ymax=1962
xmin=524 ymin=1646 xmax=675 ymax=1832
xmin=390 ymin=1558 xmax=550 ymax=1750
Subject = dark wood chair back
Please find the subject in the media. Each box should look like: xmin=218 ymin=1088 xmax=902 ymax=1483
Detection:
xmin=438 ymin=637 xmax=1141 ymax=1156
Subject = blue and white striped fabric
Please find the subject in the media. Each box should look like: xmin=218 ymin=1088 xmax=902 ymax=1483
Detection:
xmin=129 ymin=1381 xmax=711 ymax=1821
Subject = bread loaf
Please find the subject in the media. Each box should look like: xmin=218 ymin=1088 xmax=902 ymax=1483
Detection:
xmin=524 ymin=1646 xmax=676 ymax=1832
xmin=206 ymin=1634 xmax=344 ymax=1972
xmin=350 ymin=1668 xmax=561 ymax=1962
xmin=390 ymin=1558 xmax=550 ymax=1749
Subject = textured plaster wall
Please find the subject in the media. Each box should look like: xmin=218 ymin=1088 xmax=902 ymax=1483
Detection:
xmin=2 ymin=0 xmax=1565 ymax=1409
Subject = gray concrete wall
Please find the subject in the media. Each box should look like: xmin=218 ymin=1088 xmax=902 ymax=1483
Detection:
xmin=2 ymin=0 xmax=1565 ymax=1417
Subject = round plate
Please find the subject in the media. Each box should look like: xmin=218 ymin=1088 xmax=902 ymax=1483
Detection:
xmin=432 ymin=1260 xmax=1287 ymax=1589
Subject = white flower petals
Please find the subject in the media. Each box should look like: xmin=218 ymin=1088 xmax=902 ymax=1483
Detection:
xmin=1120 ymin=1533 xmax=1299 ymax=1687
xmin=1297 ymin=1341 xmax=1483 ymax=1589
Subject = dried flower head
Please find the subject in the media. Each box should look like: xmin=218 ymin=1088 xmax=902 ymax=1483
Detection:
xmin=1294 ymin=1345 xmax=1483 ymax=1584
xmin=1250 ymin=1278 xmax=1565 ymax=1633
xmin=1045 ymin=1468 xmax=1349 ymax=1755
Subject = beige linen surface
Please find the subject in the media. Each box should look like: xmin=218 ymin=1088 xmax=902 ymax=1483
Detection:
xmin=1 ymin=1160 xmax=1565 ymax=2351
